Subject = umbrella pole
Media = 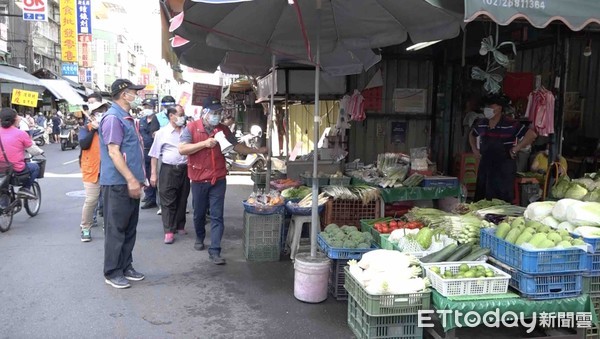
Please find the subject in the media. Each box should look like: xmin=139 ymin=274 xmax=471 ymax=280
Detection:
xmin=310 ymin=0 xmax=322 ymax=258
xmin=266 ymin=55 xmax=276 ymax=193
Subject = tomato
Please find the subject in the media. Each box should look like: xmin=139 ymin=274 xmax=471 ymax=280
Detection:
xmin=374 ymin=223 xmax=382 ymax=231
xmin=389 ymin=220 xmax=398 ymax=229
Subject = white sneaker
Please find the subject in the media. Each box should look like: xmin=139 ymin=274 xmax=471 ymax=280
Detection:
xmin=157 ymin=208 xmax=162 ymax=215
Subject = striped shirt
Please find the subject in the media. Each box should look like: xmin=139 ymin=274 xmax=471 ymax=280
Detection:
xmin=471 ymin=116 xmax=528 ymax=146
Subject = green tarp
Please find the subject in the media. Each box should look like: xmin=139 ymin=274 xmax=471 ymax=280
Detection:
xmin=464 ymin=0 xmax=600 ymax=31
xmin=432 ymin=290 xmax=598 ymax=332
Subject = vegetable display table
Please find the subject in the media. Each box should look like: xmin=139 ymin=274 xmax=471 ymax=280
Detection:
xmin=350 ymin=178 xmax=462 ymax=203
xmin=426 ymin=290 xmax=598 ymax=339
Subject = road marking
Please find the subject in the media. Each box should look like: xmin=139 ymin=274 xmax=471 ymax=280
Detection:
xmin=62 ymin=159 xmax=79 ymax=165
xmin=45 ymin=172 xmax=82 ymax=178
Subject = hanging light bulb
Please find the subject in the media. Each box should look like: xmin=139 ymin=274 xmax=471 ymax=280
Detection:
xmin=584 ymin=39 xmax=592 ymax=57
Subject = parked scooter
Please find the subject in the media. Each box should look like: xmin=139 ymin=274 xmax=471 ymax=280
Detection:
xmin=31 ymin=127 xmax=45 ymax=146
xmin=225 ymin=125 xmax=266 ymax=172
xmin=60 ymin=126 xmax=79 ymax=151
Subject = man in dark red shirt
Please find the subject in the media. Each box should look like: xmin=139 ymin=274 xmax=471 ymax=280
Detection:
xmin=178 ymin=99 xmax=266 ymax=265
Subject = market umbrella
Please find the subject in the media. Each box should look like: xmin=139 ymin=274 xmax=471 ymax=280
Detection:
xmin=174 ymin=0 xmax=465 ymax=257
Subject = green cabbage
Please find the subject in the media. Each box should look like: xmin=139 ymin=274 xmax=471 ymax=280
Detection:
xmin=583 ymin=189 xmax=600 ymax=203
xmin=566 ymin=202 xmax=600 ymax=226
xmin=552 ymin=178 xmax=571 ymax=199
xmin=565 ymin=183 xmax=588 ymax=200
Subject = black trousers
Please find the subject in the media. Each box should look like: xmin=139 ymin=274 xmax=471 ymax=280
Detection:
xmin=102 ymin=185 xmax=140 ymax=278
xmin=159 ymin=163 xmax=190 ymax=233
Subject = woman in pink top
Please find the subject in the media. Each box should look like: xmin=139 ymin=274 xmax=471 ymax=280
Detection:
xmin=0 ymin=108 xmax=40 ymax=199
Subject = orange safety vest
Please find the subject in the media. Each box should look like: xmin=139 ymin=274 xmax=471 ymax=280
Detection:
xmin=80 ymin=124 xmax=101 ymax=183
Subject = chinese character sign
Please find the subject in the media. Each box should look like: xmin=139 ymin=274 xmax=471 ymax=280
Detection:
xmin=60 ymin=0 xmax=78 ymax=62
xmin=76 ymin=0 xmax=92 ymax=34
xmin=61 ymin=63 xmax=78 ymax=76
xmin=11 ymin=89 xmax=39 ymax=108
xmin=78 ymin=34 xmax=92 ymax=67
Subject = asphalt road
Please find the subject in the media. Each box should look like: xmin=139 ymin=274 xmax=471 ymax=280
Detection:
xmin=0 ymin=143 xmax=350 ymax=339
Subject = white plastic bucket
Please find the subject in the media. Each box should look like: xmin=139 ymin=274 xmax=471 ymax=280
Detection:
xmin=293 ymin=253 xmax=331 ymax=303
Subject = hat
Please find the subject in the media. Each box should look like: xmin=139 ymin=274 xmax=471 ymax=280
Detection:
xmin=202 ymin=97 xmax=222 ymax=111
xmin=88 ymin=100 xmax=110 ymax=113
xmin=161 ymin=95 xmax=176 ymax=106
xmin=111 ymin=79 xmax=145 ymax=97
xmin=142 ymin=98 xmax=155 ymax=107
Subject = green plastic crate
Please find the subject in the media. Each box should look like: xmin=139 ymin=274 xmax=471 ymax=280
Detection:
xmin=243 ymin=211 xmax=283 ymax=261
xmin=587 ymin=324 xmax=598 ymax=339
xmin=344 ymin=267 xmax=431 ymax=316
xmin=347 ymin=295 xmax=423 ymax=339
xmin=583 ymin=275 xmax=600 ymax=294
xmin=380 ymin=235 xmax=398 ymax=251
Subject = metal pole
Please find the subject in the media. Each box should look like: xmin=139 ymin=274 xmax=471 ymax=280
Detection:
xmin=265 ymin=55 xmax=275 ymax=193
xmin=310 ymin=0 xmax=321 ymax=257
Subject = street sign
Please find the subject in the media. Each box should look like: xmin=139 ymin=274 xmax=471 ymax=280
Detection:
xmin=76 ymin=0 xmax=92 ymax=34
xmin=11 ymin=89 xmax=39 ymax=107
xmin=60 ymin=0 xmax=78 ymax=62
xmin=61 ymin=62 xmax=78 ymax=76
xmin=23 ymin=0 xmax=48 ymax=22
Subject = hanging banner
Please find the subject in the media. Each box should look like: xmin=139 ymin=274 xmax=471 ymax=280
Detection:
xmin=11 ymin=89 xmax=39 ymax=107
xmin=60 ymin=0 xmax=78 ymax=62
xmin=78 ymin=34 xmax=92 ymax=67
xmin=76 ymin=0 xmax=92 ymax=34
xmin=23 ymin=0 xmax=48 ymax=21
xmin=191 ymin=83 xmax=221 ymax=107
xmin=178 ymin=92 xmax=191 ymax=107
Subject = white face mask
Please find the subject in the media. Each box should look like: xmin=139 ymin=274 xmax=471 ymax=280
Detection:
xmin=483 ymin=107 xmax=495 ymax=119
xmin=142 ymin=109 xmax=154 ymax=117
xmin=175 ymin=116 xmax=186 ymax=127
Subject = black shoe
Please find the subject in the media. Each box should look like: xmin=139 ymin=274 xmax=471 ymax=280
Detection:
xmin=140 ymin=201 xmax=157 ymax=209
xmin=18 ymin=188 xmax=36 ymax=199
xmin=124 ymin=268 xmax=145 ymax=281
xmin=209 ymin=254 xmax=226 ymax=265
xmin=105 ymin=276 xmax=131 ymax=289
xmin=194 ymin=241 xmax=205 ymax=251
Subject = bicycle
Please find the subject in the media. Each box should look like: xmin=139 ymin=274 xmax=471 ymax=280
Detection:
xmin=0 ymin=158 xmax=45 ymax=233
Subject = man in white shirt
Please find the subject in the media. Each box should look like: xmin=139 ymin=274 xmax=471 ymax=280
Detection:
xmin=149 ymin=107 xmax=190 ymax=244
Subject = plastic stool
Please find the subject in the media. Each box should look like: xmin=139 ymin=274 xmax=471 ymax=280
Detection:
xmin=287 ymin=214 xmax=320 ymax=261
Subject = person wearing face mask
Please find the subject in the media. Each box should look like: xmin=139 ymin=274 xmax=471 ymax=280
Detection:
xmin=469 ymin=94 xmax=538 ymax=203
xmin=148 ymin=107 xmax=190 ymax=244
xmin=157 ymin=96 xmax=176 ymax=128
xmin=531 ymin=143 xmax=568 ymax=175
xmin=98 ymin=79 xmax=147 ymax=289
xmin=139 ymin=99 xmax=160 ymax=209
xmin=78 ymin=100 xmax=110 ymax=242
xmin=179 ymin=98 xmax=268 ymax=265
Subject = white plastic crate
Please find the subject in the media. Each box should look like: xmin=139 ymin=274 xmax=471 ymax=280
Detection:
xmin=422 ymin=261 xmax=510 ymax=297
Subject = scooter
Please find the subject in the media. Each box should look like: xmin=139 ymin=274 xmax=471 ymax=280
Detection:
xmin=225 ymin=125 xmax=266 ymax=172
xmin=31 ymin=127 xmax=45 ymax=146
xmin=60 ymin=126 xmax=79 ymax=151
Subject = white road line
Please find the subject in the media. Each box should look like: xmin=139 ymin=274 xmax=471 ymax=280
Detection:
xmin=62 ymin=159 xmax=79 ymax=165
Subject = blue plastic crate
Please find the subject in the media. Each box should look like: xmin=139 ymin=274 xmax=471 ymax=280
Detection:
xmin=420 ymin=176 xmax=459 ymax=188
xmin=585 ymin=253 xmax=600 ymax=274
xmin=572 ymin=233 xmax=600 ymax=253
xmin=317 ymin=234 xmax=378 ymax=260
xmin=491 ymin=258 xmax=582 ymax=300
xmin=480 ymin=228 xmax=586 ymax=274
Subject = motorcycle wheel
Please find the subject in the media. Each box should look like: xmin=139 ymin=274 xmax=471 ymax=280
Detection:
xmin=24 ymin=182 xmax=41 ymax=217
xmin=252 ymin=159 xmax=266 ymax=172
xmin=35 ymin=138 xmax=45 ymax=147
xmin=60 ymin=141 xmax=66 ymax=151
xmin=0 ymin=192 xmax=13 ymax=232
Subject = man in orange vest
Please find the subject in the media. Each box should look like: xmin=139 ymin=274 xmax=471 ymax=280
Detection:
xmin=179 ymin=99 xmax=266 ymax=265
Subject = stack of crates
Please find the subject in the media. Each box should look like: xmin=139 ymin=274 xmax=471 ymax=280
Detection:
xmin=579 ymin=235 xmax=600 ymax=338
xmin=482 ymin=229 xmax=585 ymax=301
xmin=344 ymin=267 xmax=430 ymax=339
xmin=329 ymin=259 xmax=349 ymax=300
xmin=455 ymin=153 xmax=479 ymax=199
xmin=243 ymin=211 xmax=284 ymax=261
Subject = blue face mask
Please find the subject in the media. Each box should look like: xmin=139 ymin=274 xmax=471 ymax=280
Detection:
xmin=207 ymin=114 xmax=221 ymax=126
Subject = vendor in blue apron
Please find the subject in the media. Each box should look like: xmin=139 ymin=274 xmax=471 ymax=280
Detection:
xmin=469 ymin=94 xmax=537 ymax=203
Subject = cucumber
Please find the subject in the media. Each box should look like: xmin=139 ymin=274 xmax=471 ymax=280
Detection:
xmin=420 ymin=243 xmax=458 ymax=263
xmin=462 ymin=247 xmax=491 ymax=261
xmin=446 ymin=243 xmax=474 ymax=261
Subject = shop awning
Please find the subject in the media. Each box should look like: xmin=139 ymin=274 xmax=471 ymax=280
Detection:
xmin=39 ymin=79 xmax=85 ymax=105
xmin=464 ymin=0 xmax=600 ymax=31
xmin=0 ymin=64 xmax=45 ymax=93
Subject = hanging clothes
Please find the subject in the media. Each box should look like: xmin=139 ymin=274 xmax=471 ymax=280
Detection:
xmin=347 ymin=90 xmax=365 ymax=122
xmin=525 ymin=88 xmax=555 ymax=137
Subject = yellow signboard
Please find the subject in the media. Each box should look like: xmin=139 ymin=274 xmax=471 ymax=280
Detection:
xmin=60 ymin=0 xmax=77 ymax=62
xmin=11 ymin=89 xmax=39 ymax=107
